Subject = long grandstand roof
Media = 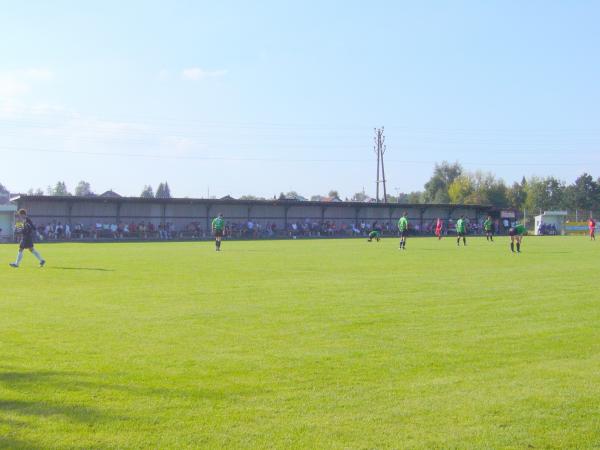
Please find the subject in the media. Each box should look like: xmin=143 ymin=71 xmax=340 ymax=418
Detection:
xmin=11 ymin=195 xmax=491 ymax=210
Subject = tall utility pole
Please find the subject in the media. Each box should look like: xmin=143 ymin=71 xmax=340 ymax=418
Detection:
xmin=374 ymin=127 xmax=388 ymax=203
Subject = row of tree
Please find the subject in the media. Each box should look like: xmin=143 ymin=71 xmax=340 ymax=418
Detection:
xmin=140 ymin=182 xmax=172 ymax=199
xmin=19 ymin=181 xmax=173 ymax=199
xmin=399 ymin=161 xmax=600 ymax=214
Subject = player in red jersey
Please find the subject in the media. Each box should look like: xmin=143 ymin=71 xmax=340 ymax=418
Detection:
xmin=434 ymin=218 xmax=443 ymax=240
xmin=589 ymin=216 xmax=596 ymax=241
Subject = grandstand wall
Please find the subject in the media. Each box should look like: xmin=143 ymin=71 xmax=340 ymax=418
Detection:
xmin=11 ymin=195 xmax=492 ymax=239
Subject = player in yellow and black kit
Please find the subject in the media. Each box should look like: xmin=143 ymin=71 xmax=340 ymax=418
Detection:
xmin=9 ymin=209 xmax=46 ymax=268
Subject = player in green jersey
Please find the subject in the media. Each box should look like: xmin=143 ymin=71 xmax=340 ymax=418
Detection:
xmin=483 ymin=215 xmax=494 ymax=242
xmin=455 ymin=216 xmax=467 ymax=246
xmin=509 ymin=223 xmax=526 ymax=253
xmin=367 ymin=230 xmax=381 ymax=242
xmin=398 ymin=211 xmax=409 ymax=250
xmin=212 ymin=213 xmax=225 ymax=251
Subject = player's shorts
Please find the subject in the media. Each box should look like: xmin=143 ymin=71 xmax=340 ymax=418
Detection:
xmin=400 ymin=230 xmax=408 ymax=238
xmin=19 ymin=237 xmax=34 ymax=250
xmin=485 ymin=229 xmax=493 ymax=234
xmin=457 ymin=232 xmax=466 ymax=237
xmin=214 ymin=229 xmax=224 ymax=237
xmin=508 ymin=228 xmax=516 ymax=237
xmin=435 ymin=228 xmax=442 ymax=236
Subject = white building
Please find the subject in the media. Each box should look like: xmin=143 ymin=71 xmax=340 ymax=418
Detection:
xmin=0 ymin=204 xmax=17 ymax=241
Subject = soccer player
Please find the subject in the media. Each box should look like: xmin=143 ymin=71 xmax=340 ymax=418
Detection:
xmin=368 ymin=221 xmax=381 ymax=242
xmin=9 ymin=209 xmax=46 ymax=268
xmin=398 ymin=211 xmax=408 ymax=250
xmin=589 ymin=216 xmax=596 ymax=241
xmin=509 ymin=222 xmax=526 ymax=253
xmin=367 ymin=229 xmax=381 ymax=242
xmin=434 ymin=217 xmax=443 ymax=240
xmin=212 ymin=213 xmax=225 ymax=251
xmin=483 ymin=215 xmax=494 ymax=242
xmin=455 ymin=216 xmax=467 ymax=246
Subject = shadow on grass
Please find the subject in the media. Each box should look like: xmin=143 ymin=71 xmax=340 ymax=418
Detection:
xmin=0 ymin=436 xmax=39 ymax=450
xmin=0 ymin=368 xmax=124 ymax=447
xmin=48 ymin=266 xmax=115 ymax=272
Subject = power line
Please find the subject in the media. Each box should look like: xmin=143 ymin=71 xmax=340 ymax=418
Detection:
xmin=0 ymin=145 xmax=594 ymax=167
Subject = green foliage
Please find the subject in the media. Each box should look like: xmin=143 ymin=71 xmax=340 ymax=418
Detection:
xmin=155 ymin=182 xmax=172 ymax=199
xmin=239 ymin=195 xmax=265 ymax=200
xmin=351 ymin=191 xmax=369 ymax=202
xmin=564 ymin=173 xmax=599 ymax=211
xmin=140 ymin=185 xmax=154 ymax=198
xmin=74 ymin=181 xmax=94 ymax=197
xmin=397 ymin=191 xmax=424 ymax=204
xmin=447 ymin=171 xmax=507 ymax=206
xmin=1 ymin=239 xmax=599 ymax=448
xmin=47 ymin=181 xmax=71 ymax=196
xmin=525 ymin=176 xmax=566 ymax=213
xmin=507 ymin=177 xmax=528 ymax=210
xmin=448 ymin=175 xmax=474 ymax=204
xmin=423 ymin=161 xmax=463 ymax=203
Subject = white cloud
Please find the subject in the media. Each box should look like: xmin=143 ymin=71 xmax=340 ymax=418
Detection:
xmin=0 ymin=68 xmax=54 ymax=99
xmin=181 ymin=67 xmax=228 ymax=81
xmin=0 ymin=77 xmax=30 ymax=97
xmin=21 ymin=68 xmax=54 ymax=81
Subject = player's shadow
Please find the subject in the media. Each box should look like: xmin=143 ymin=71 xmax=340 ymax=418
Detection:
xmin=49 ymin=266 xmax=114 ymax=272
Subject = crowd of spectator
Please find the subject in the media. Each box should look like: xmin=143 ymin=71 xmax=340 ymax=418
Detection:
xmin=537 ymin=222 xmax=558 ymax=235
xmin=22 ymin=217 xmax=512 ymax=242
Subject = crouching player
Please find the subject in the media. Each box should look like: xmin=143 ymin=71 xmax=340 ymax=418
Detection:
xmin=367 ymin=229 xmax=381 ymax=242
xmin=509 ymin=223 xmax=526 ymax=253
xmin=9 ymin=209 xmax=46 ymax=268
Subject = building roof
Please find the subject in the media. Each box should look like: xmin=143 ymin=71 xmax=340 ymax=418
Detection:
xmin=10 ymin=194 xmax=492 ymax=211
xmin=100 ymin=190 xmax=122 ymax=198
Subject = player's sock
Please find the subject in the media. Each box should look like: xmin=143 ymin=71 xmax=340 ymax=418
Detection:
xmin=31 ymin=249 xmax=43 ymax=262
xmin=510 ymin=242 xmax=514 ymax=252
xmin=457 ymin=238 xmax=460 ymax=246
xmin=463 ymin=237 xmax=467 ymax=246
xmin=516 ymin=242 xmax=521 ymax=252
xmin=15 ymin=250 xmax=24 ymax=266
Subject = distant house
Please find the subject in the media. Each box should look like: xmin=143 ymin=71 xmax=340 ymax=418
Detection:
xmin=220 ymin=195 xmax=236 ymax=201
xmin=285 ymin=193 xmax=308 ymax=201
xmin=100 ymin=190 xmax=122 ymax=198
xmin=322 ymin=196 xmax=343 ymax=203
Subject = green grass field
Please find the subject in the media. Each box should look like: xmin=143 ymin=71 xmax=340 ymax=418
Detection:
xmin=1 ymin=236 xmax=599 ymax=449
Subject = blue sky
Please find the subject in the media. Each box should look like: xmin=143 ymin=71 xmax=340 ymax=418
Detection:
xmin=1 ymin=1 xmax=599 ymax=198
